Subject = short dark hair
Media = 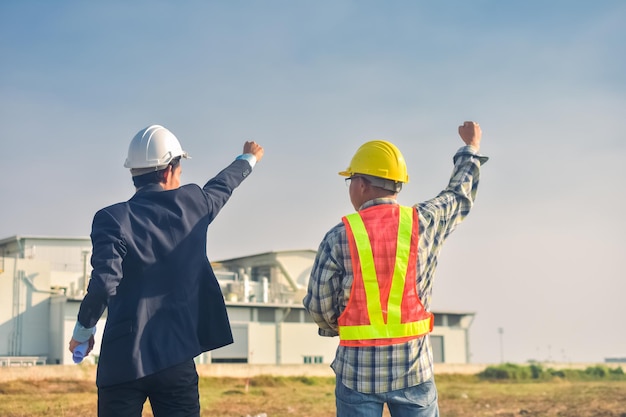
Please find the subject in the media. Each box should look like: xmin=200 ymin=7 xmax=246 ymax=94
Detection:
xmin=132 ymin=157 xmax=181 ymax=188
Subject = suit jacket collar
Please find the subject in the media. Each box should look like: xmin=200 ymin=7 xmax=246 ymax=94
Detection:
xmin=134 ymin=183 xmax=165 ymax=195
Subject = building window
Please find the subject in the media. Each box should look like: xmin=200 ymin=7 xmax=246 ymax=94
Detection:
xmin=257 ymin=308 xmax=275 ymax=323
xmin=283 ymin=309 xmax=300 ymax=323
xmin=212 ymin=358 xmax=248 ymax=363
xmin=431 ymin=335 xmax=445 ymax=363
xmin=434 ymin=314 xmax=463 ymax=327
xmin=303 ymin=356 xmax=323 ymax=364
xmin=303 ymin=311 xmax=315 ymax=323
xmin=251 ymin=265 xmax=271 ymax=282
xmin=447 ymin=314 xmax=462 ymax=327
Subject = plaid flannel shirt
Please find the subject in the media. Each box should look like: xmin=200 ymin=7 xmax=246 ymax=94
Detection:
xmin=303 ymin=145 xmax=488 ymax=393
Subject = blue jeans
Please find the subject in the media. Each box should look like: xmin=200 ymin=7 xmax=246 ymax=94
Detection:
xmin=335 ymin=378 xmax=439 ymax=417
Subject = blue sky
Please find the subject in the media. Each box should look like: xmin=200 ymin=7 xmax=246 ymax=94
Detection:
xmin=1 ymin=1 xmax=625 ymax=364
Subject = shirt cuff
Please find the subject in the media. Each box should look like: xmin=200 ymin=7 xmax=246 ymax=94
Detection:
xmin=318 ymin=328 xmax=339 ymax=337
xmin=455 ymin=145 xmax=489 ymax=164
xmin=236 ymin=153 xmax=257 ymax=169
xmin=72 ymin=321 xmax=96 ymax=343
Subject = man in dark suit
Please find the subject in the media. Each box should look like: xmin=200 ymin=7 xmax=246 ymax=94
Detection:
xmin=69 ymin=124 xmax=264 ymax=417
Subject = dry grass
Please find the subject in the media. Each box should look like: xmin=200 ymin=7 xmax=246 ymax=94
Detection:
xmin=0 ymin=375 xmax=625 ymax=417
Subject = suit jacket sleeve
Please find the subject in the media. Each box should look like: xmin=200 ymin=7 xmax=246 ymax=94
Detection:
xmin=78 ymin=208 xmax=127 ymax=328
xmin=199 ymin=158 xmax=253 ymax=224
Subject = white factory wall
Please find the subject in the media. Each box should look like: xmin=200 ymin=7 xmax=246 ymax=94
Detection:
xmin=279 ymin=322 xmax=338 ymax=365
xmin=0 ymin=257 xmax=51 ymax=358
xmin=248 ymin=322 xmax=277 ymax=364
xmin=434 ymin=327 xmax=470 ymax=363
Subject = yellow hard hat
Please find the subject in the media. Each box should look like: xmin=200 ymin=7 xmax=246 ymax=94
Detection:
xmin=339 ymin=140 xmax=409 ymax=183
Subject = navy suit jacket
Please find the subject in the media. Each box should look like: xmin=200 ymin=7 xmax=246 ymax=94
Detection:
xmin=78 ymin=159 xmax=252 ymax=387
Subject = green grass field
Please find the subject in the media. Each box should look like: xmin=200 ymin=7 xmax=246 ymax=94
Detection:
xmin=1 ymin=374 xmax=625 ymax=417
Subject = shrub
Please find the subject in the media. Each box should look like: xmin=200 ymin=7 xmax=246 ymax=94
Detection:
xmin=478 ymin=364 xmax=626 ymax=381
xmin=479 ymin=363 xmax=531 ymax=380
xmin=529 ymin=363 xmax=544 ymax=379
xmin=585 ymin=365 xmax=608 ymax=378
xmin=547 ymin=368 xmax=566 ymax=378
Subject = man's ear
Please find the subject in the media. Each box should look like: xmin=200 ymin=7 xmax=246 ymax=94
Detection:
xmin=160 ymin=166 xmax=172 ymax=184
xmin=359 ymin=178 xmax=372 ymax=193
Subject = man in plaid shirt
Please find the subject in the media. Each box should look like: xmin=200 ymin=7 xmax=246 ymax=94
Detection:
xmin=303 ymin=121 xmax=487 ymax=417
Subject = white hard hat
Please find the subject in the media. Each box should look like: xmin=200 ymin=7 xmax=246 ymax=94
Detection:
xmin=124 ymin=125 xmax=190 ymax=170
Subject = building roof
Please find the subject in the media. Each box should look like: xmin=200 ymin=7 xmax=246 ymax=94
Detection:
xmin=214 ymin=249 xmax=316 ymax=263
xmin=0 ymin=235 xmax=90 ymax=246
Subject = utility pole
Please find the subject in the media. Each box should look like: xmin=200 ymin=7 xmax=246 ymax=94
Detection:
xmin=498 ymin=327 xmax=504 ymax=363
xmin=82 ymin=250 xmax=90 ymax=294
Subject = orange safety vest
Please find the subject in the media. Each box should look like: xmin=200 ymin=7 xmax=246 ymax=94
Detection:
xmin=338 ymin=204 xmax=433 ymax=347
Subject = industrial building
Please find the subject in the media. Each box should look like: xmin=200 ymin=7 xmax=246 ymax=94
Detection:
xmin=0 ymin=235 xmax=475 ymax=366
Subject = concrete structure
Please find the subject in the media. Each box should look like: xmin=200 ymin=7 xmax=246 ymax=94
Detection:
xmin=0 ymin=235 xmax=475 ymax=366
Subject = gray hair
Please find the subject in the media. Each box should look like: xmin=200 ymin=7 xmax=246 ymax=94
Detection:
xmin=362 ymin=175 xmax=403 ymax=193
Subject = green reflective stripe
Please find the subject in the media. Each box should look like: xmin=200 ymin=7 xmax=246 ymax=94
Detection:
xmin=387 ymin=206 xmax=413 ymax=325
xmin=340 ymin=317 xmax=431 ymax=341
xmin=345 ymin=213 xmax=384 ymax=326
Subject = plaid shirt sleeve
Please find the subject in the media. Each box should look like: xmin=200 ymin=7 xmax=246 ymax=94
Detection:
xmin=303 ymin=222 xmax=351 ymax=337
xmin=417 ymin=145 xmax=487 ymax=235
xmin=415 ymin=145 xmax=488 ymax=308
